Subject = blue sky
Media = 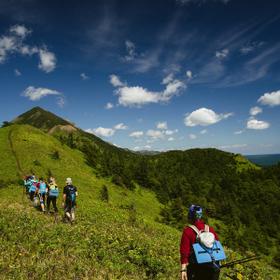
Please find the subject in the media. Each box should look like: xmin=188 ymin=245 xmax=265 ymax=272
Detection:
xmin=0 ymin=0 xmax=280 ymax=154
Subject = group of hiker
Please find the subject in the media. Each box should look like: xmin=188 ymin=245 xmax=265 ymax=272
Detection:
xmin=23 ymin=175 xmax=78 ymax=223
xmin=22 ymin=175 xmax=248 ymax=279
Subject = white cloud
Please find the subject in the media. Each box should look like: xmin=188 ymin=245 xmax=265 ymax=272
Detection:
xmin=105 ymin=102 xmax=114 ymax=110
xmin=161 ymin=78 xmax=185 ymax=101
xmin=249 ymin=106 xmax=262 ymax=116
xmin=162 ymin=74 xmax=174 ymax=85
xmin=189 ymin=134 xmax=197 ymax=140
xmin=117 ymin=86 xmax=159 ymax=107
xmin=247 ymin=118 xmax=270 ymax=130
xmin=184 ymin=108 xmax=233 ymax=127
xmin=258 ymin=90 xmax=280 ymax=107
xmin=164 ymin=129 xmax=178 ymax=135
xmin=0 ymin=26 xmax=56 ymax=73
xmin=129 ymin=131 xmax=144 ymax=138
xmin=56 ymin=96 xmax=65 ymax=108
xmin=143 ymin=145 xmax=152 ymax=150
xmin=10 ymin=25 xmax=31 ymax=38
xmin=0 ymin=26 xmax=31 ymax=62
xmin=111 ymin=74 xmax=186 ymax=107
xmin=123 ymin=40 xmax=136 ymax=62
xmin=19 ymin=45 xmax=38 ymax=56
xmin=168 ymin=137 xmax=175 ymax=141
xmin=240 ymin=41 xmax=264 ymax=55
xmin=146 ymin=129 xmax=164 ymax=140
xmin=38 ymin=48 xmax=56 ymax=73
xmin=157 ymin=121 xmax=168 ymax=130
xmin=14 ymin=69 xmax=21 ymax=76
xmin=215 ymin=49 xmax=229 ymax=59
xmin=200 ymin=129 xmax=207 ymax=134
xmin=240 ymin=46 xmax=254 ymax=55
xmin=186 ymin=70 xmax=192 ymax=79
xmin=87 ymin=127 xmax=115 ymax=137
xmin=110 ymin=74 xmax=126 ymax=87
xmin=87 ymin=122 xmax=127 ymax=138
xmin=234 ymin=130 xmax=243 ymax=135
xmin=22 ymin=86 xmax=62 ymax=101
xmin=133 ymin=145 xmax=152 ymax=151
xmin=0 ymin=36 xmax=17 ymax=63
xmin=219 ymin=144 xmax=247 ymax=150
xmin=114 ymin=123 xmax=128 ymax=130
xmin=80 ymin=73 xmax=90 ymax=80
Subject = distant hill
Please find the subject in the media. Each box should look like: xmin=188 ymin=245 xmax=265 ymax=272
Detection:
xmin=245 ymin=154 xmax=280 ymax=166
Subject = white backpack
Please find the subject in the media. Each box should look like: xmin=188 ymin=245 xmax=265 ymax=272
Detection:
xmin=189 ymin=224 xmax=215 ymax=248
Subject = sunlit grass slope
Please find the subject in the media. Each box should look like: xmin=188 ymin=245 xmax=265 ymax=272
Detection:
xmin=0 ymin=125 xmax=161 ymax=220
xmin=0 ymin=124 xmax=278 ymax=279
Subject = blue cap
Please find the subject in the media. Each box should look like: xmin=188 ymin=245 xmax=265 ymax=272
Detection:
xmin=188 ymin=204 xmax=203 ymax=220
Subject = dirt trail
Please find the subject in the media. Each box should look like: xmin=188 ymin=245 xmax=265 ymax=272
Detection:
xmin=8 ymin=128 xmax=23 ymax=177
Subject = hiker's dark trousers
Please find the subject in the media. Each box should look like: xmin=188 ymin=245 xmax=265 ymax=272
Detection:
xmin=187 ymin=263 xmax=220 ymax=280
xmin=29 ymin=191 xmax=35 ymax=201
xmin=47 ymin=196 xmax=58 ymax=212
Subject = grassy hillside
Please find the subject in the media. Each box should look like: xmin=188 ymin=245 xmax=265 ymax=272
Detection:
xmin=1 ymin=111 xmax=279 ymax=279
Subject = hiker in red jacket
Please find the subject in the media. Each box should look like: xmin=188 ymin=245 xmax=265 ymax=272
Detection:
xmin=180 ymin=205 xmax=220 ymax=280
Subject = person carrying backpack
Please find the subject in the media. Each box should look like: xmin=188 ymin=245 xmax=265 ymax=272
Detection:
xmin=63 ymin=178 xmax=78 ymax=223
xmin=28 ymin=176 xmax=38 ymax=201
xmin=180 ymin=205 xmax=224 ymax=280
xmin=38 ymin=177 xmax=47 ymax=213
xmin=46 ymin=177 xmax=59 ymax=213
xmin=24 ymin=175 xmax=33 ymax=194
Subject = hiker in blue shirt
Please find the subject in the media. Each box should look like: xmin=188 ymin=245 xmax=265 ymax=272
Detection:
xmin=24 ymin=175 xmax=33 ymax=194
xmin=38 ymin=177 xmax=47 ymax=213
xmin=28 ymin=176 xmax=38 ymax=201
xmin=46 ymin=177 xmax=59 ymax=213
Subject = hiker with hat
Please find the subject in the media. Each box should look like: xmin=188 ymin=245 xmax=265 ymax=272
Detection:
xmin=28 ymin=175 xmax=38 ymax=202
xmin=63 ymin=177 xmax=78 ymax=223
xmin=46 ymin=177 xmax=59 ymax=213
xmin=180 ymin=205 xmax=223 ymax=280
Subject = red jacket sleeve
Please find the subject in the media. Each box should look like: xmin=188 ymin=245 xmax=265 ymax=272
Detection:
xmin=180 ymin=228 xmax=192 ymax=264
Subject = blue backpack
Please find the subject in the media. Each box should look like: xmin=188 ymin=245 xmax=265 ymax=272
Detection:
xmin=68 ymin=185 xmax=76 ymax=204
xmin=39 ymin=182 xmax=47 ymax=194
xmin=29 ymin=180 xmax=38 ymax=192
xmin=49 ymin=185 xmax=59 ymax=197
xmin=24 ymin=179 xmax=32 ymax=190
xmin=190 ymin=225 xmax=226 ymax=264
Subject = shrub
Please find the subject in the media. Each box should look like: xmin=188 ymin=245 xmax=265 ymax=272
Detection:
xmin=112 ymin=174 xmax=123 ymax=186
xmin=51 ymin=150 xmax=60 ymax=160
xmin=128 ymin=203 xmax=137 ymax=226
xmin=33 ymin=160 xmax=41 ymax=166
xmin=100 ymin=185 xmax=109 ymax=202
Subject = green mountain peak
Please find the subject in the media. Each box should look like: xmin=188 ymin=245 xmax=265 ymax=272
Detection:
xmin=12 ymin=106 xmax=71 ymax=132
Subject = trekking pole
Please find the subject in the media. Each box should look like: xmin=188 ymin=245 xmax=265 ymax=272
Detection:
xmin=224 ymin=273 xmax=235 ymax=280
xmin=220 ymin=255 xmax=260 ymax=269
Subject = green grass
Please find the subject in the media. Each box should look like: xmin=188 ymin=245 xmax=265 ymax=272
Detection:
xmin=0 ymin=127 xmax=19 ymax=182
xmin=0 ymin=124 xmax=278 ymax=279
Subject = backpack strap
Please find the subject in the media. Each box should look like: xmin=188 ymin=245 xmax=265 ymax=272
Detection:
xmin=189 ymin=225 xmax=200 ymax=236
xmin=204 ymin=224 xmax=209 ymax=232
